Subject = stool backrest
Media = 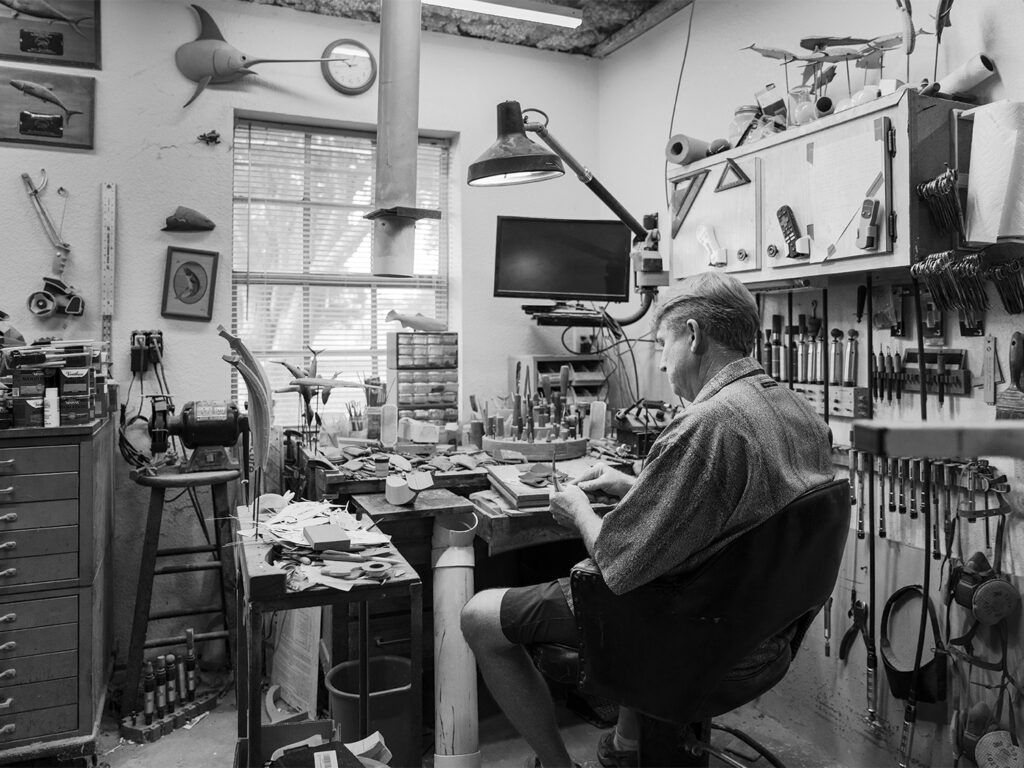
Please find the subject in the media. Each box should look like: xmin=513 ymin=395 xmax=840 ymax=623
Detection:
xmin=571 ymin=479 xmax=850 ymax=724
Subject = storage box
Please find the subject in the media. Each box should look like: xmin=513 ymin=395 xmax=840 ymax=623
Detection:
xmin=12 ymin=369 xmax=45 ymax=398
xmin=59 ymin=368 xmax=94 ymax=397
xmin=60 ymin=395 xmax=93 ymax=425
xmin=13 ymin=397 xmax=44 ymax=427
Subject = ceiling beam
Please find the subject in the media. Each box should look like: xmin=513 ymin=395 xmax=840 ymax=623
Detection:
xmin=588 ymin=0 xmax=694 ymax=59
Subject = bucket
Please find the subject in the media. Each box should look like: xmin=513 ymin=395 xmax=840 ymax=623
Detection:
xmin=325 ymin=655 xmax=413 ymax=760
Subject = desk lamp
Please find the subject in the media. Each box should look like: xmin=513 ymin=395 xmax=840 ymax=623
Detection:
xmin=468 ymin=100 xmax=668 ymax=324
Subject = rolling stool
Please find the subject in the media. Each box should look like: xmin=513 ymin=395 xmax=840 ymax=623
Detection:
xmin=121 ymin=467 xmax=240 ymax=714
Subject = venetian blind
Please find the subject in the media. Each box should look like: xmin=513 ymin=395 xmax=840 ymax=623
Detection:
xmin=232 ymin=118 xmax=450 ymax=428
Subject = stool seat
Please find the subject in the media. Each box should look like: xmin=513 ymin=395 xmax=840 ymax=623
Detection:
xmin=131 ymin=468 xmax=240 ymax=488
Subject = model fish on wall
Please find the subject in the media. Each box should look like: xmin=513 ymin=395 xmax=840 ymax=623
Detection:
xmin=175 ymin=4 xmax=332 ymax=108
xmin=0 ymin=0 xmax=92 ymax=37
xmin=385 ymin=310 xmax=448 ymax=332
xmin=9 ymin=78 xmax=81 ymax=122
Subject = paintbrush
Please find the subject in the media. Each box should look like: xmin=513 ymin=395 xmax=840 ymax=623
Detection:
xmin=551 ymin=446 xmax=561 ymax=492
xmin=995 ymin=331 xmax=1024 ymax=420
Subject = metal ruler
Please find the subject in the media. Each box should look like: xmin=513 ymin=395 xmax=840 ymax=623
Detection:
xmin=100 ymin=183 xmax=116 ymax=348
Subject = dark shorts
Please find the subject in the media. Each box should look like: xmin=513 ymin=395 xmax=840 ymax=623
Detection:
xmin=499 ymin=580 xmax=580 ymax=647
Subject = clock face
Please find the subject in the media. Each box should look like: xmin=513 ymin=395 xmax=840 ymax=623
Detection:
xmin=321 ymin=39 xmax=377 ymax=95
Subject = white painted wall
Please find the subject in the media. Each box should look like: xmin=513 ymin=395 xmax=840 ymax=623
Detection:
xmin=595 ymin=3 xmax=1024 ymax=765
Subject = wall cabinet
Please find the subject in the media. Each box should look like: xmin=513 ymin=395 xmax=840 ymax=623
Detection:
xmin=0 ymin=419 xmax=113 ymax=763
xmin=669 ymin=91 xmax=967 ymax=285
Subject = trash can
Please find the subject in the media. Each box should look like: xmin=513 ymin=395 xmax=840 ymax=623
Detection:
xmin=325 ymin=655 xmax=413 ymax=761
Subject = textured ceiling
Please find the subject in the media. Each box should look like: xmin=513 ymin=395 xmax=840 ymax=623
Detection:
xmin=239 ymin=0 xmax=692 ymax=57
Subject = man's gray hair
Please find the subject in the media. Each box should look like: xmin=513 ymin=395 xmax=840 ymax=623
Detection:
xmin=652 ymin=272 xmax=759 ymax=354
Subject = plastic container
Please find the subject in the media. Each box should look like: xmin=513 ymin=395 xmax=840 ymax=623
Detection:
xmin=325 ymin=655 xmax=412 ymax=760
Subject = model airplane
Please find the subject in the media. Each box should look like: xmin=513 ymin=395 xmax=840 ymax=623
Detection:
xmin=175 ymin=4 xmax=331 ymax=107
xmin=385 ymin=309 xmax=447 ymax=332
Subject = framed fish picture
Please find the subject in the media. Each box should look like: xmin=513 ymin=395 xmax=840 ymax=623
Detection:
xmin=0 ymin=0 xmax=100 ymax=68
xmin=162 ymin=247 xmax=219 ymax=322
xmin=0 ymin=64 xmax=93 ymax=148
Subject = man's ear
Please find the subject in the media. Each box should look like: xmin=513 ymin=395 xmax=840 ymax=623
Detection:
xmin=687 ymin=319 xmax=705 ymax=352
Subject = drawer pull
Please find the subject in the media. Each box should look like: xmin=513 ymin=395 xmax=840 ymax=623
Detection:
xmin=0 ymin=489 xmax=12 ymax=496
xmin=0 ymin=724 xmax=14 ymax=736
xmin=0 ymin=670 xmax=14 ymax=681
xmin=0 ymin=570 xmax=15 ymax=579
xmin=374 ymin=636 xmax=411 ymax=648
xmin=0 ymin=699 xmax=12 ymax=711
xmin=0 ymin=515 xmax=15 ymax=524
xmin=0 ymin=543 xmax=15 ymax=552
xmin=0 ymin=643 xmax=15 ymax=652
xmin=0 ymin=615 xmax=14 ymax=624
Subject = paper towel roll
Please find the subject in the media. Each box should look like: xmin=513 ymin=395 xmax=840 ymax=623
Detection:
xmin=965 ymin=101 xmax=1024 ymax=243
xmin=937 ymin=53 xmax=995 ymax=96
xmin=665 ymin=134 xmax=710 ymax=165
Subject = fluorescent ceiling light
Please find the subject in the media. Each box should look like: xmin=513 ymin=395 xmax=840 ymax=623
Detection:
xmin=423 ymin=0 xmax=583 ymax=29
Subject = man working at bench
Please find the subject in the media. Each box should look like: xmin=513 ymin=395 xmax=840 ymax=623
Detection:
xmin=461 ymin=271 xmax=835 ymax=768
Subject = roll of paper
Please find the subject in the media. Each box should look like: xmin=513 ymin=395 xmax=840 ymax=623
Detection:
xmin=665 ymin=134 xmax=710 ymax=165
xmin=965 ymin=100 xmax=1024 ymax=243
xmin=937 ymin=53 xmax=995 ymax=96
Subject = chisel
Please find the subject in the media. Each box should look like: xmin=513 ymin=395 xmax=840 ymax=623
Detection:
xmin=908 ymin=459 xmax=919 ymax=520
xmin=885 ymin=349 xmax=894 ymax=403
xmin=898 ymin=458 xmax=908 ymax=515
xmin=888 ymin=457 xmax=898 ymax=512
xmin=856 ymin=451 xmax=866 ymax=539
xmin=894 ymin=350 xmax=903 ymax=402
xmin=878 ymin=456 xmax=887 ymax=538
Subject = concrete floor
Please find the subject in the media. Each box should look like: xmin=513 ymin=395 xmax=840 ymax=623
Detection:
xmin=94 ymin=697 xmax=845 ymax=768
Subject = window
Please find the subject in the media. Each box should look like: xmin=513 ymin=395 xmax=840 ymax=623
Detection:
xmin=232 ymin=118 xmax=450 ymax=428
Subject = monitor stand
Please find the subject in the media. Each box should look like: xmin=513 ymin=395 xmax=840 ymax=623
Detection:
xmin=521 ymin=302 xmax=586 ymax=315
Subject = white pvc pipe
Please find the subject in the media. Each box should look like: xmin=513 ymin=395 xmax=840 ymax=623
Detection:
xmin=432 ymin=511 xmax=481 ymax=768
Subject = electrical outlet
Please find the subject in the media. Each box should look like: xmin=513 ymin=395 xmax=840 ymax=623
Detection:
xmin=130 ymin=330 xmax=165 ymax=373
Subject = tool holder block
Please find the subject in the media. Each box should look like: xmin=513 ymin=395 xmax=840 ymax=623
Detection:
xmin=900 ymin=369 xmax=971 ymax=396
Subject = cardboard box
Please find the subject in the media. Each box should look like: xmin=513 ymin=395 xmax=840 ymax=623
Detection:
xmin=12 ymin=369 xmax=45 ymax=398
xmin=60 ymin=395 xmax=93 ymax=425
xmin=13 ymin=397 xmax=44 ymax=427
xmin=58 ymin=368 xmax=94 ymax=397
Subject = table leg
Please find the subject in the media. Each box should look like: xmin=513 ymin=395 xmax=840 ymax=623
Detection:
xmin=248 ymin=605 xmax=263 ymax=767
xmin=236 ymin=564 xmax=247 ymax=740
xmin=409 ymin=581 xmax=423 ymax=768
xmin=212 ymin=481 xmax=239 ymax=672
xmin=358 ymin=601 xmax=369 ymax=739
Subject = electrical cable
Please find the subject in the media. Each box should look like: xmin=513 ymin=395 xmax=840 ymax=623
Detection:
xmin=663 ymin=2 xmax=697 ymax=211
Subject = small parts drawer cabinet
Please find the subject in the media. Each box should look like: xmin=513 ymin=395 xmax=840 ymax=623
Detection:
xmin=0 ymin=420 xmax=113 ymax=763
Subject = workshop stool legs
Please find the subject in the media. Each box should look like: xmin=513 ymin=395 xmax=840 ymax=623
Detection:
xmin=122 ymin=475 xmax=238 ymax=714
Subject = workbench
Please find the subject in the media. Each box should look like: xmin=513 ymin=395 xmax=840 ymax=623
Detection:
xmin=233 ymin=521 xmax=423 ymax=768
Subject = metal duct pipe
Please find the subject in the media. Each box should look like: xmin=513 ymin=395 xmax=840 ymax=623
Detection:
xmin=371 ymin=0 xmax=422 ymax=277
xmin=432 ymin=511 xmax=481 ymax=768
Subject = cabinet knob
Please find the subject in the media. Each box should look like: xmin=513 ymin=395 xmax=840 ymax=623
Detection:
xmin=0 ymin=615 xmax=14 ymax=624
xmin=0 ymin=698 xmax=13 ymax=711
xmin=0 ymin=515 xmax=15 ymax=524
xmin=0 ymin=570 xmax=16 ymax=579
xmin=0 ymin=643 xmax=15 ymax=652
xmin=0 ymin=724 xmax=14 ymax=736
xmin=0 ymin=543 xmax=16 ymax=552
xmin=0 ymin=670 xmax=15 ymax=680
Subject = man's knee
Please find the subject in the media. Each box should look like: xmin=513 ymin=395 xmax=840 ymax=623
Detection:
xmin=461 ymin=588 xmax=507 ymax=650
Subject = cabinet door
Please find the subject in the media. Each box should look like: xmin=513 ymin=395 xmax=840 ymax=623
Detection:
xmin=759 ymin=137 xmax=815 ymax=272
xmin=670 ymin=156 xmax=759 ymax=278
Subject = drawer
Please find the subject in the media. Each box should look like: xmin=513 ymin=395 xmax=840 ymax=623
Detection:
xmin=0 ymin=595 xmax=76 ymax=630
xmin=0 ymin=554 xmax=77 ymax=590
xmin=0 ymin=500 xmax=78 ymax=531
xmin=0 ymin=446 xmax=77 ymax=476
xmin=0 ymin=651 xmax=77 ymax=686
xmin=0 ymin=526 xmax=77 ymax=559
xmin=0 ymin=474 xmax=78 ymax=505
xmin=0 ymin=677 xmax=76 ymax=713
xmin=0 ymin=624 xmax=77 ymax=659
xmin=0 ymin=703 xmax=77 ymax=744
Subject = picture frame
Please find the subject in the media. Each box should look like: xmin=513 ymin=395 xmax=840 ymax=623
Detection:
xmin=0 ymin=0 xmax=101 ymax=69
xmin=0 ymin=64 xmax=94 ymax=149
xmin=161 ymin=247 xmax=218 ymax=322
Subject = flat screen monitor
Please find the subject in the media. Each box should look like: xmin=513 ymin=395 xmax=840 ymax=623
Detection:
xmin=493 ymin=216 xmax=632 ymax=303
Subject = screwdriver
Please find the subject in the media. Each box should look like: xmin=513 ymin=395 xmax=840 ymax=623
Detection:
xmin=885 ymin=349 xmax=894 ymax=403
xmin=878 ymin=456 xmax=887 ymax=539
xmin=898 ymin=458 xmax=908 ymax=515
xmin=894 ymin=351 xmax=903 ymax=402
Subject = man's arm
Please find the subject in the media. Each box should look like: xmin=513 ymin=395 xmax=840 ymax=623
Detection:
xmin=549 ymin=486 xmax=603 ymax=557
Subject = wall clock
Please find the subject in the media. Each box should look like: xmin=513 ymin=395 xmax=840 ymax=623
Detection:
xmin=321 ymin=39 xmax=377 ymax=95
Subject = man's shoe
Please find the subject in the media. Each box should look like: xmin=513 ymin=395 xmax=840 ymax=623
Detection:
xmin=596 ymin=731 xmax=638 ymax=768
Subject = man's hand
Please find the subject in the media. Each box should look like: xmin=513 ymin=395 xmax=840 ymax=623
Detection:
xmin=549 ymin=486 xmax=592 ymax=531
xmin=570 ymin=461 xmax=635 ymax=499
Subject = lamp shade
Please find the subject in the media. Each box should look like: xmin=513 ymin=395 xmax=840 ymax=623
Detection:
xmin=467 ymin=101 xmax=565 ymax=186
